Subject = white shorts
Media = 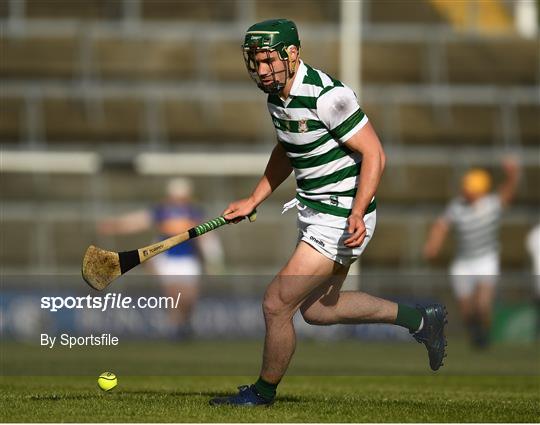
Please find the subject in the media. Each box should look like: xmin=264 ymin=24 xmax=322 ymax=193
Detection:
xmin=450 ymin=252 xmax=499 ymax=297
xmin=148 ymin=255 xmax=201 ymax=286
xmin=296 ymin=203 xmax=376 ymax=267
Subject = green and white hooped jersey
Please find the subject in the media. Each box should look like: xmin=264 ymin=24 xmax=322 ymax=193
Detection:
xmin=267 ymin=60 xmax=373 ymax=218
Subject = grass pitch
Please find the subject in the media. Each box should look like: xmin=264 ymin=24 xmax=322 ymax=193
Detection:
xmin=1 ymin=340 xmax=539 ymax=422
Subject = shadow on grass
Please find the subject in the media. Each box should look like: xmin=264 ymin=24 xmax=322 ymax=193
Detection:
xmin=127 ymin=390 xmax=305 ymax=403
xmin=29 ymin=394 xmax=100 ymax=401
xmin=28 ymin=390 xmax=304 ymax=404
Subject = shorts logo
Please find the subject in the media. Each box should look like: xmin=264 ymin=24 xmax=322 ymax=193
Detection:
xmin=298 ymin=119 xmax=308 ymax=133
xmin=309 ymin=235 xmax=325 ymax=248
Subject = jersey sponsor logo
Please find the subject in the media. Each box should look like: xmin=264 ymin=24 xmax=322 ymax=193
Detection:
xmin=309 ymin=235 xmax=325 ymax=247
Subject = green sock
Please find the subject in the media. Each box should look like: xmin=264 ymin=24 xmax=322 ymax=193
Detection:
xmin=395 ymin=304 xmax=423 ymax=332
xmin=254 ymin=377 xmax=278 ymax=400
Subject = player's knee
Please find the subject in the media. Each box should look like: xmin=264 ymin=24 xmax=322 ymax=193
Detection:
xmin=262 ymin=294 xmax=294 ymax=319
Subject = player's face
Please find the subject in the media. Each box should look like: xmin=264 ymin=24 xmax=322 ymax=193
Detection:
xmin=253 ymin=50 xmax=287 ymax=87
xmin=462 ymin=187 xmax=484 ymax=203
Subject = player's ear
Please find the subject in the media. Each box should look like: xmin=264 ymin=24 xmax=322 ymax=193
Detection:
xmin=287 ymin=45 xmax=298 ymax=60
xmin=287 ymin=45 xmax=299 ymax=73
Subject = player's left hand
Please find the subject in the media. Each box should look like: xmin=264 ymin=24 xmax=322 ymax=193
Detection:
xmin=344 ymin=213 xmax=366 ymax=248
xmin=501 ymin=155 xmax=520 ymax=175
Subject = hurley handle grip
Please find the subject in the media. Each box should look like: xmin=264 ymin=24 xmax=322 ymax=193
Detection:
xmin=188 ymin=209 xmax=257 ymax=238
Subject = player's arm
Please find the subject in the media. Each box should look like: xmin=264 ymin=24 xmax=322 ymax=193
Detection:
xmin=498 ymin=156 xmax=520 ymax=208
xmin=223 ymin=142 xmax=292 ymax=221
xmin=97 ymin=210 xmax=152 ymax=235
xmin=345 ymin=122 xmax=386 ymax=217
xmin=343 ymin=122 xmax=386 ymax=247
xmin=423 ymin=217 xmax=450 ymax=260
xmin=316 ymin=86 xmax=384 ymax=248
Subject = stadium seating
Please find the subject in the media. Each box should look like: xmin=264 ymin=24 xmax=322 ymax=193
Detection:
xmin=1 ymin=0 xmax=538 ymax=273
xmin=43 ymin=97 xmax=144 ymax=143
xmin=0 ymin=96 xmax=23 ymax=142
xmin=24 ymin=0 xmax=123 ymax=20
xmin=446 ymin=39 xmax=539 ymax=85
xmin=0 ymin=36 xmax=78 ymax=78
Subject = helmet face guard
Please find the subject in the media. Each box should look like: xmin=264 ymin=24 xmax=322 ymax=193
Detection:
xmin=242 ymin=19 xmax=301 ymax=94
xmin=243 ymin=47 xmax=289 ymax=94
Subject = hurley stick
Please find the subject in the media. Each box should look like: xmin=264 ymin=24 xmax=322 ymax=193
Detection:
xmin=82 ymin=210 xmax=257 ymax=291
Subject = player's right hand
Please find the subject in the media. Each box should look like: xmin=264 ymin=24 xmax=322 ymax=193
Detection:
xmin=223 ymin=198 xmax=257 ymax=224
xmin=501 ymin=155 xmax=520 ymax=176
xmin=97 ymin=220 xmax=115 ymax=235
xmin=423 ymin=243 xmax=438 ymax=261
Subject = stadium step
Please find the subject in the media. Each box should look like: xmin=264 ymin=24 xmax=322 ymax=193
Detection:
xmin=2 ymin=94 xmax=537 ymax=146
xmin=24 ymin=0 xmax=123 ymax=20
xmin=0 ymin=96 xmax=24 ymax=142
xmin=94 ymin=37 xmax=195 ymax=80
xmin=2 ymin=32 xmax=537 ymax=85
xmin=0 ymin=36 xmax=79 ymax=79
xmin=140 ymin=0 xmax=236 ymax=21
xmin=369 ymin=0 xmax=446 ymax=24
xmin=0 ymin=213 xmax=534 ymax=269
xmin=446 ymin=39 xmax=539 ymax=85
xmin=391 ymin=103 xmax=539 ymax=146
xmin=1 ymin=165 xmax=538 ymax=204
xmin=43 ymin=97 xmax=144 ymax=142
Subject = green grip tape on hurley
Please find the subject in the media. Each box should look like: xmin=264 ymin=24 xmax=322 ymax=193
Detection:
xmin=192 ymin=216 xmax=227 ymax=237
xmin=188 ymin=209 xmax=257 ymax=239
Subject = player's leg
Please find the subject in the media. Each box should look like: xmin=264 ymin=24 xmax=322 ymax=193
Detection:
xmin=457 ymin=293 xmax=481 ymax=346
xmin=471 ymin=254 xmax=499 ymax=348
xmin=297 ymin=265 xmax=446 ymax=371
xmin=474 ymin=280 xmax=496 ymax=348
xmin=450 ymin=266 xmax=479 ymax=345
xmin=151 ymin=255 xmax=201 ymax=337
xmin=456 ymin=295 xmax=475 ymax=323
xmin=210 ymin=241 xmax=343 ymax=406
xmin=535 ymin=276 xmax=540 ymax=339
xmin=259 ymin=241 xmax=417 ymax=383
xmin=300 ymin=284 xmax=398 ymax=325
xmin=163 ymin=282 xmax=199 ymax=322
xmin=259 ymin=241 xmax=346 ymax=384
xmin=475 ymin=281 xmax=495 ymax=328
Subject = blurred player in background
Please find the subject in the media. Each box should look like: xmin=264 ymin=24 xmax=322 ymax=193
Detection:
xmin=526 ymin=222 xmax=540 ymax=339
xmin=424 ymin=158 xmax=520 ymax=348
xmin=210 ymin=19 xmax=447 ymax=407
xmin=98 ymin=178 xmax=224 ymax=336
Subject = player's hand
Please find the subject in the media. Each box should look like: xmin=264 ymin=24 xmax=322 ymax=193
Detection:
xmin=423 ymin=243 xmax=438 ymax=261
xmin=344 ymin=213 xmax=366 ymax=248
xmin=222 ymin=197 xmax=257 ymax=224
xmin=501 ymin=155 xmax=520 ymax=176
xmin=97 ymin=220 xmax=115 ymax=235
